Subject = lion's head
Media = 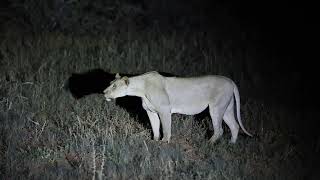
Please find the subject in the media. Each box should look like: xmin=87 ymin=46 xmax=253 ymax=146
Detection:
xmin=103 ymin=73 xmax=129 ymax=101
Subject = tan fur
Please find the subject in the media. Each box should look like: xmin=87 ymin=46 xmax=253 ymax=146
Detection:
xmin=104 ymin=71 xmax=252 ymax=143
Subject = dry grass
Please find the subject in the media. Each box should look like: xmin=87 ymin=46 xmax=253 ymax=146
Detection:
xmin=0 ymin=30 xmax=306 ymax=179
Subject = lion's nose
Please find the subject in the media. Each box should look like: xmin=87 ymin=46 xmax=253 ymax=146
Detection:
xmin=103 ymin=89 xmax=108 ymax=94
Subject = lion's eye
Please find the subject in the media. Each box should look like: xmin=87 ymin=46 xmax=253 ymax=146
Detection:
xmin=112 ymin=84 xmax=117 ymax=89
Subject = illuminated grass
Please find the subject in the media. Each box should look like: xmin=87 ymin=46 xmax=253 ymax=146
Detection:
xmin=0 ymin=31 xmax=304 ymax=179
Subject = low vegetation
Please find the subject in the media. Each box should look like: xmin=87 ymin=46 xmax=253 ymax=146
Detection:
xmin=0 ymin=29 xmax=308 ymax=179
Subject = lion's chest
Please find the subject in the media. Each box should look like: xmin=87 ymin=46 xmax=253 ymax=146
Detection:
xmin=142 ymin=98 xmax=157 ymax=113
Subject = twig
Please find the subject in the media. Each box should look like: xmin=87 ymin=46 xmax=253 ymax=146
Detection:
xmin=27 ymin=117 xmax=40 ymax=126
xmin=97 ymin=144 xmax=106 ymax=180
xmin=37 ymin=120 xmax=47 ymax=139
xmin=92 ymin=141 xmax=96 ymax=180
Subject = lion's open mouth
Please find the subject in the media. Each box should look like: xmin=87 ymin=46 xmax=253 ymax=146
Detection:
xmin=106 ymin=98 xmax=112 ymax=102
xmin=104 ymin=95 xmax=113 ymax=102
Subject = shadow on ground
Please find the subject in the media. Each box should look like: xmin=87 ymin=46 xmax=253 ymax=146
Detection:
xmin=64 ymin=69 xmax=176 ymax=128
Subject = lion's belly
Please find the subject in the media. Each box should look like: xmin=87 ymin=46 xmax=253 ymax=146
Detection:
xmin=168 ymin=91 xmax=210 ymax=115
xmin=171 ymin=102 xmax=208 ymax=115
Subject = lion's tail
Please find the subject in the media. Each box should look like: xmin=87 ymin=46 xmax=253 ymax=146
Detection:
xmin=233 ymin=82 xmax=253 ymax=137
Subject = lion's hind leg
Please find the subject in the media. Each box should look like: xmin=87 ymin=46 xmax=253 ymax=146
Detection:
xmin=208 ymin=104 xmax=225 ymax=143
xmin=223 ymin=96 xmax=239 ymax=143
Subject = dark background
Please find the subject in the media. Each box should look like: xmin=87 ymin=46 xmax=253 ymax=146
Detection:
xmin=1 ymin=0 xmax=313 ymax=120
xmin=0 ymin=0 xmax=317 ymax=178
xmin=1 ymin=0 xmax=311 ymax=90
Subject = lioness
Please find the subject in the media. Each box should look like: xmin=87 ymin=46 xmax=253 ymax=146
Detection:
xmin=104 ymin=71 xmax=252 ymax=143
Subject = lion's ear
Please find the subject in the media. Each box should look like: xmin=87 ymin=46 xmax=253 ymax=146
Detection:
xmin=123 ymin=76 xmax=129 ymax=85
xmin=115 ymin=73 xmax=121 ymax=79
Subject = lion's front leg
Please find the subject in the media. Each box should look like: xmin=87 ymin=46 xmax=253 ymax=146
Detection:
xmin=158 ymin=111 xmax=172 ymax=143
xmin=146 ymin=110 xmax=160 ymax=141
